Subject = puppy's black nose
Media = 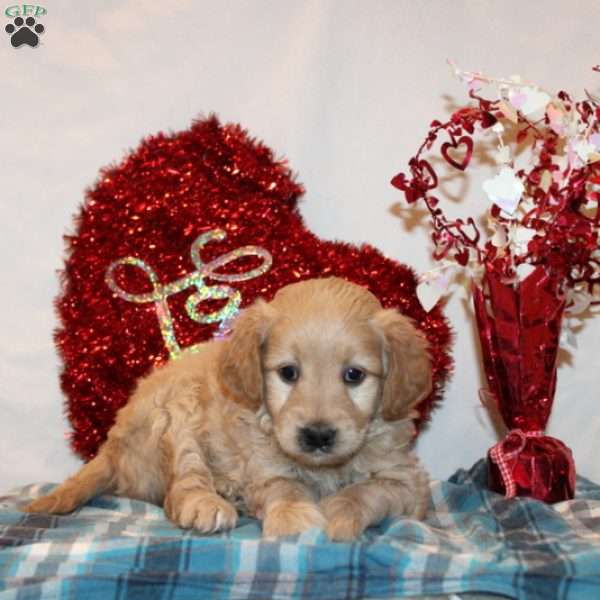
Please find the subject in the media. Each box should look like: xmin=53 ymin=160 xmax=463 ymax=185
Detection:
xmin=298 ymin=423 xmax=337 ymax=453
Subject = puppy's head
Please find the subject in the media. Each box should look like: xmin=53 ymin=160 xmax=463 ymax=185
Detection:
xmin=220 ymin=277 xmax=432 ymax=467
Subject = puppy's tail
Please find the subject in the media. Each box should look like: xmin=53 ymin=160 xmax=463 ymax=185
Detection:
xmin=23 ymin=448 xmax=116 ymax=515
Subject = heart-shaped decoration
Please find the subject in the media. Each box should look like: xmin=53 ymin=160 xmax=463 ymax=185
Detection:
xmin=391 ymin=159 xmax=438 ymax=203
xmin=482 ymin=166 xmax=524 ymax=216
xmin=509 ymin=86 xmax=551 ymax=117
xmin=57 ymin=116 xmax=453 ymax=459
xmin=441 ymin=136 xmax=474 ymax=171
xmin=414 ymin=159 xmax=438 ymax=190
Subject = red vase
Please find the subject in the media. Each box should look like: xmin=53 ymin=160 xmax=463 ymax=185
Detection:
xmin=473 ymin=264 xmax=576 ymax=502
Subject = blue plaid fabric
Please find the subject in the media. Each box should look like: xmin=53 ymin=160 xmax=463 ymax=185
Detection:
xmin=1 ymin=460 xmax=599 ymax=600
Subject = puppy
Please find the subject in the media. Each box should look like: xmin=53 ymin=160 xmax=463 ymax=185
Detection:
xmin=25 ymin=277 xmax=432 ymax=540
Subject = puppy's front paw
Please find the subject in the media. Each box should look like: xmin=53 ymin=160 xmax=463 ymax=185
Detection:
xmin=262 ymin=500 xmax=325 ymax=537
xmin=321 ymin=495 xmax=366 ymax=541
xmin=164 ymin=490 xmax=238 ymax=533
xmin=23 ymin=491 xmax=81 ymax=515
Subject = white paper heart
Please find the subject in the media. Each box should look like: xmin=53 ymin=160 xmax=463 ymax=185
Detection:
xmin=482 ymin=166 xmax=524 ymax=216
xmin=416 ymin=279 xmax=444 ymax=312
xmin=516 ymin=262 xmax=536 ymax=281
xmin=509 ymin=86 xmax=550 ymax=117
xmin=416 ymin=265 xmax=458 ymax=312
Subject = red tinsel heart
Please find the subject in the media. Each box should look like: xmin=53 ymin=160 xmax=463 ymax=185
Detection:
xmin=441 ymin=136 xmax=473 ymax=171
xmin=57 ymin=115 xmax=453 ymax=460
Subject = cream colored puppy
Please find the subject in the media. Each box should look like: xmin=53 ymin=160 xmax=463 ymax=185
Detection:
xmin=25 ymin=277 xmax=432 ymax=540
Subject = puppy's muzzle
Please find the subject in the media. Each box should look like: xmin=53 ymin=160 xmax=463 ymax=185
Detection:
xmin=298 ymin=422 xmax=337 ymax=453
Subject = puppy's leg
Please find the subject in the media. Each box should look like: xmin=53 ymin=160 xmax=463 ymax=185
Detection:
xmin=321 ymin=470 xmax=429 ymax=541
xmin=162 ymin=430 xmax=237 ymax=533
xmin=23 ymin=446 xmax=116 ymax=514
xmin=247 ymin=477 xmax=325 ymax=537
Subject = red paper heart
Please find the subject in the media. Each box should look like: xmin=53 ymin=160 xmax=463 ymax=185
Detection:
xmin=57 ymin=116 xmax=453 ymax=459
xmin=441 ymin=136 xmax=473 ymax=171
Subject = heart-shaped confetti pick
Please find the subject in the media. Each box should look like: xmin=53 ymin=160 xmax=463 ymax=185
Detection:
xmin=509 ymin=86 xmax=551 ymax=117
xmin=482 ymin=166 xmax=524 ymax=216
xmin=389 ymin=63 xmax=599 ymax=503
xmin=441 ymin=136 xmax=474 ymax=171
xmin=58 ymin=116 xmax=453 ymax=459
xmin=416 ymin=266 xmax=455 ymax=312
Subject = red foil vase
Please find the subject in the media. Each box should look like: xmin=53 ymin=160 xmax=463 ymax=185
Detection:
xmin=472 ymin=264 xmax=576 ymax=502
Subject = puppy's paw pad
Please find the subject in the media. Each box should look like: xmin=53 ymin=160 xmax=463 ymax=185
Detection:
xmin=166 ymin=491 xmax=238 ymax=533
xmin=262 ymin=500 xmax=325 ymax=537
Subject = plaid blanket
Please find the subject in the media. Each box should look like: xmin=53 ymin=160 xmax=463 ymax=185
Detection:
xmin=1 ymin=460 xmax=599 ymax=600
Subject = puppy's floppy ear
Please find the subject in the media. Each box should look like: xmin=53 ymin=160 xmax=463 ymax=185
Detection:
xmin=219 ymin=299 xmax=274 ymax=411
xmin=371 ymin=309 xmax=432 ymax=421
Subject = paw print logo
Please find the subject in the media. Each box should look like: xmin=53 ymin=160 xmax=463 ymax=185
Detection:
xmin=5 ymin=16 xmax=44 ymax=48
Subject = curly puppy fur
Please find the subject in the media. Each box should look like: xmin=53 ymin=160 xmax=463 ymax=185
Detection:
xmin=25 ymin=277 xmax=432 ymax=540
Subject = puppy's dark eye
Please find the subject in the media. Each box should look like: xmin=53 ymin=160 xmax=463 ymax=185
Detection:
xmin=343 ymin=367 xmax=366 ymax=385
xmin=278 ymin=365 xmax=300 ymax=383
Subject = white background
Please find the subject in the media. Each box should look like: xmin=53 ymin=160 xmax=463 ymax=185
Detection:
xmin=1 ymin=0 xmax=599 ymax=492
